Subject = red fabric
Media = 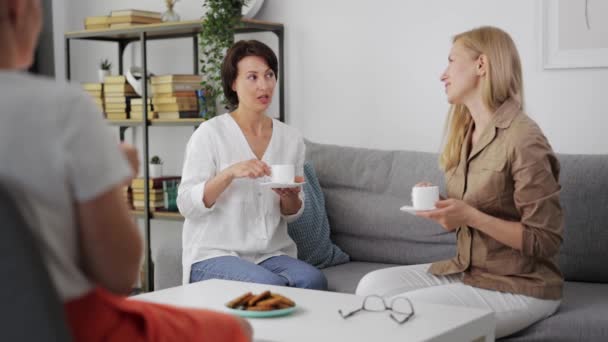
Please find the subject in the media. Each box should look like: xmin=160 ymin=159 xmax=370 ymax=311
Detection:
xmin=64 ymin=287 xmax=249 ymax=342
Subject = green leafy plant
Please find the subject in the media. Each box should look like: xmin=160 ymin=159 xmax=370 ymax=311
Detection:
xmin=199 ymin=0 xmax=248 ymax=114
xmin=150 ymin=155 xmax=163 ymax=165
xmin=100 ymin=59 xmax=112 ymax=71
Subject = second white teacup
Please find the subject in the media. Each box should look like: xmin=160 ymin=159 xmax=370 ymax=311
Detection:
xmin=412 ymin=185 xmax=439 ymax=210
xmin=271 ymin=164 xmax=295 ymax=183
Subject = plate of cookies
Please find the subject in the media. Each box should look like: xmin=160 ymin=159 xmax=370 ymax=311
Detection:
xmin=225 ymin=290 xmax=297 ymax=318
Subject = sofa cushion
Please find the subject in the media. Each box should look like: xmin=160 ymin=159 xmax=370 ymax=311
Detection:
xmin=501 ymin=281 xmax=608 ymax=341
xmin=556 ymin=154 xmax=608 ymax=283
xmin=288 ymin=162 xmax=350 ymax=268
xmin=322 ymin=261 xmax=397 ymax=294
xmin=305 ymin=141 xmax=456 ymax=265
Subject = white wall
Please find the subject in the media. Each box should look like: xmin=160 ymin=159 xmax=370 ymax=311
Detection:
xmin=56 ymin=0 xmax=608 ymax=157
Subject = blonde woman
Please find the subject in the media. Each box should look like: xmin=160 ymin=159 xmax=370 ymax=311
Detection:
xmin=356 ymin=26 xmax=563 ymax=338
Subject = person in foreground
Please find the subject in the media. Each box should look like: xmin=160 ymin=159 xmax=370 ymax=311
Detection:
xmin=177 ymin=40 xmax=327 ymax=290
xmin=356 ymin=26 xmax=563 ymax=338
xmin=0 ymin=0 xmax=251 ymax=340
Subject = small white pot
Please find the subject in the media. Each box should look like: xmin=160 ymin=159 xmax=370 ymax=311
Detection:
xmin=149 ymin=164 xmax=163 ymax=178
xmin=98 ymin=69 xmax=110 ymax=83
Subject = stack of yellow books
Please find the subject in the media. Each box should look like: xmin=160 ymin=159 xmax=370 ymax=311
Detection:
xmin=84 ymin=16 xmax=110 ymax=30
xmin=131 ymin=176 xmax=180 ymax=211
xmin=103 ymin=75 xmax=136 ymax=120
xmin=82 ymin=83 xmax=104 ymax=112
xmin=109 ymin=9 xmax=162 ymax=29
xmin=151 ymin=75 xmax=202 ymax=119
xmin=130 ymin=98 xmax=154 ymax=120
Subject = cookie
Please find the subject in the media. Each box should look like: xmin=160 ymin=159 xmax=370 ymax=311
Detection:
xmin=227 ymin=292 xmax=253 ymax=309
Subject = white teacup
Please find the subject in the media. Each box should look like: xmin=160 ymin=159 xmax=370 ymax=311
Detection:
xmin=271 ymin=164 xmax=294 ymax=183
xmin=412 ymin=185 xmax=439 ymax=210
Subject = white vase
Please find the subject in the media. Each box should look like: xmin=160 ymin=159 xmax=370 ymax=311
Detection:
xmin=149 ymin=164 xmax=163 ymax=178
xmin=98 ymin=69 xmax=110 ymax=83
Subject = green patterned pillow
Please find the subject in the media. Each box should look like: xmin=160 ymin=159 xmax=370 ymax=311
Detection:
xmin=288 ymin=162 xmax=350 ymax=268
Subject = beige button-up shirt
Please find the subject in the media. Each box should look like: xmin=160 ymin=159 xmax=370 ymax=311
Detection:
xmin=429 ymin=99 xmax=564 ymax=300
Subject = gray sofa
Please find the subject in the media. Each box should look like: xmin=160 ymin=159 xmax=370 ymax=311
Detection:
xmin=154 ymin=141 xmax=608 ymax=341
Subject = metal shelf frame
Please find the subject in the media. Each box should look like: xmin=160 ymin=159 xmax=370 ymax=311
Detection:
xmin=65 ymin=18 xmax=285 ymax=292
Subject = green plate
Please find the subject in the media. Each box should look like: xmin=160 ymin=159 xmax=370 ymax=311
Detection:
xmin=225 ymin=305 xmax=296 ymax=318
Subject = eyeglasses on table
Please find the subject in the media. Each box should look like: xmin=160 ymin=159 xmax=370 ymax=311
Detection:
xmin=338 ymin=295 xmax=415 ymax=324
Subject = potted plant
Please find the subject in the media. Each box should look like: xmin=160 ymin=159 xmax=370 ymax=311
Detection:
xmin=98 ymin=59 xmax=112 ymax=83
xmin=149 ymin=155 xmax=163 ymax=178
xmin=199 ymin=0 xmax=248 ymax=117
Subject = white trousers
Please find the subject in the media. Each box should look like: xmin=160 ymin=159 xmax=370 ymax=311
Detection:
xmin=355 ymin=264 xmax=561 ymax=339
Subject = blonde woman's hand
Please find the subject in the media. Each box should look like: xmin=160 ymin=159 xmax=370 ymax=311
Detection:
xmin=225 ymin=159 xmax=271 ymax=180
xmin=415 ymin=198 xmax=475 ymax=232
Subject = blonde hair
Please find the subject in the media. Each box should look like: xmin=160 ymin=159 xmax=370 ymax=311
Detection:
xmin=439 ymin=26 xmax=524 ymax=171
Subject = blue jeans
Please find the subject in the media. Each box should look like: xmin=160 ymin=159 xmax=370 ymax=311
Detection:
xmin=190 ymin=255 xmax=328 ymax=290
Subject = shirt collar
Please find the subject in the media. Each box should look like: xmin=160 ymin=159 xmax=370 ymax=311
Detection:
xmin=493 ymin=98 xmax=522 ymax=129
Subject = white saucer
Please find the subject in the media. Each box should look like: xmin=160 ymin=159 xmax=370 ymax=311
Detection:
xmin=400 ymin=205 xmax=437 ymax=214
xmin=259 ymin=181 xmax=306 ymax=189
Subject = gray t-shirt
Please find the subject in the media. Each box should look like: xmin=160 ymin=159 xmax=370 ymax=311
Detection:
xmin=0 ymin=71 xmax=132 ymax=301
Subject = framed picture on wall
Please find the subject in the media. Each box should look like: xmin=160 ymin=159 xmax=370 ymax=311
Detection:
xmin=542 ymin=0 xmax=608 ymax=69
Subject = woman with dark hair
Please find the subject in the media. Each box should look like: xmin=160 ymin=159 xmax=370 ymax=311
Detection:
xmin=178 ymin=40 xmax=327 ymax=290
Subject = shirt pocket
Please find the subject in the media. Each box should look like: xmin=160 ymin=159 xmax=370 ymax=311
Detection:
xmin=468 ymin=158 xmax=510 ymax=208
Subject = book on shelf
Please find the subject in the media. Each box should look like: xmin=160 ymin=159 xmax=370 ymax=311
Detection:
xmin=130 ymin=105 xmax=153 ymax=111
xmin=132 ymin=188 xmax=164 ymax=196
xmin=110 ymin=23 xmax=149 ymax=29
xmin=84 ymin=16 xmax=110 ymax=25
xmin=110 ymin=9 xmax=162 ymax=19
xmin=84 ymin=15 xmax=110 ymax=30
xmin=106 ymin=107 xmax=128 ymax=113
xmin=86 ymin=24 xmax=110 ymax=30
xmin=105 ymin=92 xmax=137 ymax=98
xmin=105 ymin=103 xmax=128 ymax=110
xmin=105 ymin=83 xmax=135 ymax=93
xmin=151 ymin=75 xmax=203 ymax=85
xmin=82 ymin=83 xmax=103 ymax=91
xmin=108 ymin=15 xmax=162 ymax=25
xmin=156 ymin=111 xmax=200 ymax=119
xmin=130 ymin=111 xmax=156 ymax=120
xmin=103 ymin=75 xmax=127 ymax=84
xmin=133 ymin=192 xmax=165 ymax=201
xmin=106 ymin=112 xmax=128 ymax=120
xmin=152 ymin=96 xmax=197 ymax=106
xmin=153 ymin=91 xmax=197 ymax=99
xmin=130 ymin=98 xmax=152 ymax=105
xmin=154 ymin=103 xmax=197 ymax=112
xmin=151 ymin=83 xmax=202 ymax=94
xmin=132 ymin=176 xmax=181 ymax=189
xmin=105 ymin=96 xmax=135 ymax=104
xmin=133 ymin=200 xmax=165 ymax=210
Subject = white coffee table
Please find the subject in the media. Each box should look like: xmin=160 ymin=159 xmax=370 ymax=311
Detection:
xmin=134 ymin=279 xmax=495 ymax=342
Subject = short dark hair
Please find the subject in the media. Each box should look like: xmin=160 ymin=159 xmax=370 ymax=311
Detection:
xmin=221 ymin=40 xmax=279 ymax=107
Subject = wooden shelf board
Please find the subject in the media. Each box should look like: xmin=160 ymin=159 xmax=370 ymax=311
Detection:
xmin=66 ymin=19 xmax=283 ymax=41
xmin=130 ymin=210 xmax=184 ymax=221
xmin=107 ymin=119 xmax=145 ymax=126
xmin=150 ymin=118 xmax=206 ymax=126
xmin=153 ymin=211 xmax=185 ymax=221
